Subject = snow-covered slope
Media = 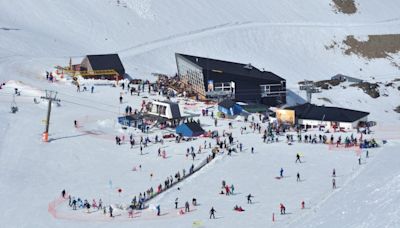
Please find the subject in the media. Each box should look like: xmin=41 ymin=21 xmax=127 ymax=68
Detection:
xmin=0 ymin=0 xmax=399 ymax=83
xmin=0 ymin=1 xmax=400 ymax=228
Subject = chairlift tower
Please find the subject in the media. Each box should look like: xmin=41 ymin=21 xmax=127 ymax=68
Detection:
xmin=299 ymin=80 xmax=321 ymax=103
xmin=40 ymin=90 xmax=61 ymax=142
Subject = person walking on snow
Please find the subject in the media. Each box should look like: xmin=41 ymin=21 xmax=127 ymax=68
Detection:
xmin=247 ymin=194 xmax=254 ymax=204
xmin=109 ymin=205 xmax=113 ymax=217
xmin=295 ymin=153 xmax=301 ymax=163
xmin=156 ymin=205 xmax=161 ymax=216
xmin=332 ymin=178 xmax=336 ymax=189
xmin=185 ymin=201 xmax=190 ymax=212
xmin=209 ymin=207 xmax=216 ymax=219
xmin=280 ymin=203 xmax=286 ymax=214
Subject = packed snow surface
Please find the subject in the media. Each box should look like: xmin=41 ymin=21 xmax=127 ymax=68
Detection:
xmin=0 ymin=1 xmax=399 ymax=228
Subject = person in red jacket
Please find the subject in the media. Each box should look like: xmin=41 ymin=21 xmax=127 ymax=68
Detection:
xmin=225 ymin=185 xmax=230 ymax=195
xmin=280 ymin=203 xmax=286 ymax=214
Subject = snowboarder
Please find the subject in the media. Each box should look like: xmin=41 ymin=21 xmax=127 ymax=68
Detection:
xmin=295 ymin=153 xmax=301 ymax=163
xmin=280 ymin=203 xmax=286 ymax=214
xmin=332 ymin=178 xmax=336 ymax=189
xmin=297 ymin=172 xmax=301 ymax=182
xmin=247 ymin=194 xmax=254 ymax=204
xmin=209 ymin=207 xmax=216 ymax=219
xmin=280 ymin=168 xmax=284 ymax=178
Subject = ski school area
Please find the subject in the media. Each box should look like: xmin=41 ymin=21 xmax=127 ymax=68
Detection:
xmin=0 ymin=71 xmax=395 ymax=228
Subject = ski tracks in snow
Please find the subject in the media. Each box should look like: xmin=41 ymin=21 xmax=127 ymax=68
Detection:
xmin=282 ymin=147 xmax=384 ymax=227
xmin=117 ymin=18 xmax=400 ymax=57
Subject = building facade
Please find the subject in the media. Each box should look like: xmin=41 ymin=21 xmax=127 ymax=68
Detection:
xmin=175 ymin=53 xmax=286 ymax=106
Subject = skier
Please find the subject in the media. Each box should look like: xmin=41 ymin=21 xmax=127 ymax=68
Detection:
xmin=74 ymin=120 xmax=78 ymax=128
xmin=91 ymin=86 xmax=94 ymax=93
xmin=358 ymin=156 xmax=361 ymax=165
xmin=295 ymin=153 xmax=301 ymax=163
xmin=61 ymin=189 xmax=66 ymax=198
xmin=119 ymin=95 xmax=123 ymax=104
xmin=366 ymin=150 xmax=369 ymax=158
xmin=209 ymin=207 xmax=216 ymax=219
xmin=230 ymin=184 xmax=235 ymax=194
xmin=280 ymin=203 xmax=286 ymax=214
xmin=175 ymin=198 xmax=178 ymax=209
xmin=296 ymin=172 xmax=301 ymax=182
xmin=332 ymin=178 xmax=336 ymax=189
xmin=332 ymin=168 xmax=336 ymax=177
xmin=251 ymin=147 xmax=254 ymax=154
xmin=280 ymin=168 xmax=284 ymax=178
xmin=301 ymin=201 xmax=305 ymax=209
xmin=247 ymin=194 xmax=254 ymax=204
xmin=185 ymin=201 xmax=190 ymax=212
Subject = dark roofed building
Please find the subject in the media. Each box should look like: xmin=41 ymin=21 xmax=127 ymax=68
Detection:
xmin=175 ymin=53 xmax=286 ymax=106
xmin=176 ymin=122 xmax=205 ymax=137
xmin=80 ymin=54 xmax=125 ymax=80
xmin=218 ymin=99 xmax=243 ymax=116
xmin=285 ymin=103 xmax=369 ymax=130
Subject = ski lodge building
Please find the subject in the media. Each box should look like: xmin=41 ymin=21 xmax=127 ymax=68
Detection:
xmin=282 ymin=103 xmax=369 ymax=130
xmin=175 ymin=53 xmax=286 ymax=106
xmin=79 ymin=54 xmax=125 ymax=80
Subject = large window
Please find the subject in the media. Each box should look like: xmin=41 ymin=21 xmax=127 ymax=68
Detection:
xmin=176 ymin=56 xmax=205 ymax=95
